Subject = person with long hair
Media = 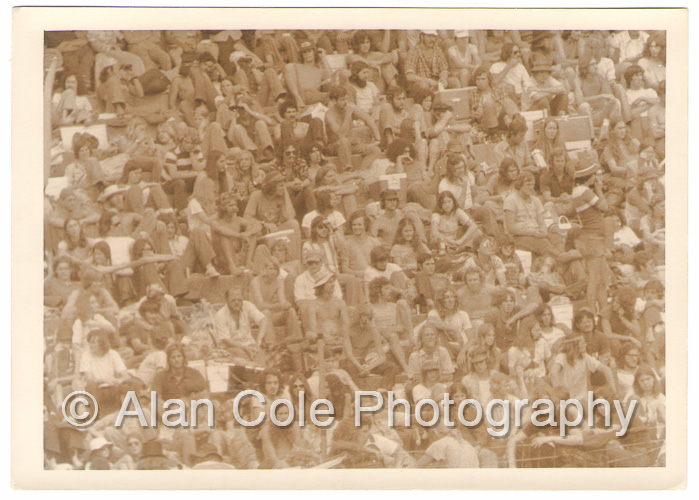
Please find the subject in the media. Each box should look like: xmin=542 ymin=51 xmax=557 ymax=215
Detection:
xmin=212 ymin=190 xmax=261 ymax=276
xmin=426 ymin=287 xmax=474 ymax=355
xmin=283 ymin=40 xmax=333 ymax=109
xmin=390 ymin=217 xmax=431 ymax=277
xmin=431 ymin=190 xmax=481 ymax=255
xmin=638 ymin=33 xmax=666 ymax=91
xmin=95 ymin=57 xmax=145 ymax=115
xmin=64 ymin=133 xmax=106 ymax=201
xmin=407 ymin=324 xmax=454 ymax=385
xmin=313 ymin=164 xmax=363 ymax=219
xmin=484 ymin=287 xmax=538 ymax=353
xmin=532 ymin=118 xmax=565 ymax=167
xmin=539 ymin=148 xmax=575 ymax=217
xmin=45 ymin=256 xmax=79 ymax=308
xmin=56 ymin=218 xmax=91 ymax=270
xmin=469 ymin=65 xmax=518 ymax=139
xmin=346 ymin=31 xmax=399 ymax=93
xmin=244 ymin=171 xmax=302 ymax=260
xmin=574 ymin=53 xmax=621 ymax=129
xmin=550 ymin=334 xmax=618 ymax=404
xmin=457 ymin=323 xmax=501 ymax=373
xmin=535 ymin=303 xmax=568 ymax=351
xmin=618 ymin=64 xmax=659 ymax=144
xmin=628 ymin=364 xmax=665 ymax=439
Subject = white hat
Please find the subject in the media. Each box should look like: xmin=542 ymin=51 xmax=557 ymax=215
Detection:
xmin=454 ymin=30 xmax=471 ymax=39
xmin=97 ymin=184 xmax=128 ymax=203
xmin=421 ymin=30 xmax=438 ymax=36
xmin=229 ymin=51 xmax=252 ymax=63
xmin=102 ymin=57 xmax=118 ymax=69
xmin=89 ymin=437 xmax=113 ymax=452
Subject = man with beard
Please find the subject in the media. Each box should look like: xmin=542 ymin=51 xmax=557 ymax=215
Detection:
xmin=324 ymin=85 xmax=381 ymax=172
xmin=377 ymin=85 xmax=409 ymax=148
xmin=347 ymin=60 xmax=381 ymax=115
xmin=405 ymin=30 xmax=449 ymax=91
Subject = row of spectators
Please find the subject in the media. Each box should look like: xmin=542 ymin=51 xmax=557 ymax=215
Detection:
xmin=44 ymin=29 xmax=665 ymax=470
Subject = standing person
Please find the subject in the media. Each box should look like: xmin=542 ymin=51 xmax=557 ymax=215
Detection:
xmin=570 ymin=162 xmax=611 ymax=313
xmin=324 ymin=85 xmax=381 ymax=173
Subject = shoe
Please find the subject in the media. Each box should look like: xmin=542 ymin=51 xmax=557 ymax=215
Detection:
xmin=206 ymin=265 xmax=220 ymax=278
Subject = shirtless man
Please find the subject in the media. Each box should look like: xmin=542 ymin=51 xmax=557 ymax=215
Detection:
xmin=283 ymin=41 xmax=333 ymax=109
xmin=307 ymin=271 xmax=349 ymax=348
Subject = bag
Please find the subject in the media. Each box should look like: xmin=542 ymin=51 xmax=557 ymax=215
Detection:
xmin=558 ymin=216 xmax=572 ymax=231
xmin=138 ymin=69 xmax=171 ymax=95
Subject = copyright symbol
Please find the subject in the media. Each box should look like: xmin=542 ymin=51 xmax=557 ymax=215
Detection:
xmin=62 ymin=391 xmax=99 ymax=428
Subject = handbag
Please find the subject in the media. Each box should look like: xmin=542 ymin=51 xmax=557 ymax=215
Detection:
xmin=557 ymin=216 xmax=572 ymax=231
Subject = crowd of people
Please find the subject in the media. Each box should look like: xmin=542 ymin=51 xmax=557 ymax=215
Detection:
xmin=43 ymin=29 xmax=666 ymax=470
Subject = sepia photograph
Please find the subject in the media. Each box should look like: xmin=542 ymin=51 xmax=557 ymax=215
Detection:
xmin=11 ymin=5 xmax=688 ymax=490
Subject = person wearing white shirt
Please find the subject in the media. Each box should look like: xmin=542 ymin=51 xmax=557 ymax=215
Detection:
xmin=213 ymin=287 xmax=270 ymax=360
xmin=490 ymin=42 xmax=531 ymax=104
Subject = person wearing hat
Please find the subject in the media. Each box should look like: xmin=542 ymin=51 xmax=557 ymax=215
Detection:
xmin=522 ymin=59 xmax=568 ymax=116
xmin=63 ymin=132 xmax=106 ymax=202
xmin=306 ymin=269 xmax=348 ymax=347
xmin=243 ymin=168 xmax=302 ymax=260
xmin=136 ymin=439 xmax=171 ymax=470
xmin=283 ymin=39 xmax=332 ymax=108
xmin=570 ymin=158 xmax=610 ymax=313
xmin=95 ymin=53 xmax=146 ymax=117
xmin=447 ymin=30 xmax=481 ymax=88
xmin=405 ymin=30 xmax=449 ymax=91
xmin=84 ymin=436 xmax=115 ymax=470
xmin=189 ymin=443 xmax=235 ymax=469
xmin=346 ymin=59 xmax=381 ymax=115
xmin=293 ymin=248 xmax=342 ymax=333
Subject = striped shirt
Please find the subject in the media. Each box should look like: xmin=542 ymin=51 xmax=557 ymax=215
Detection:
xmin=572 ymin=185 xmax=604 ymax=233
xmin=162 ymin=146 xmax=203 ymax=181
